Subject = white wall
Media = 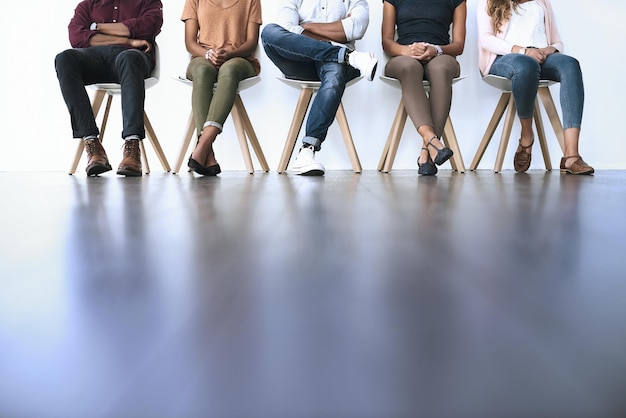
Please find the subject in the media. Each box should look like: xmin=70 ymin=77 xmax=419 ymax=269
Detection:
xmin=1 ymin=0 xmax=624 ymax=172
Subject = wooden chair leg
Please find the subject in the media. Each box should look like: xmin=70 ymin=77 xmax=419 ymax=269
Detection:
xmin=278 ymin=87 xmax=313 ymax=173
xmin=442 ymin=116 xmax=465 ymax=173
xmin=494 ymin=96 xmax=516 ymax=173
xmin=533 ymin=99 xmax=552 ymax=171
xmin=377 ymin=108 xmax=396 ymax=172
xmin=139 ymin=140 xmax=150 ymax=174
xmin=231 ymin=98 xmax=255 ymax=174
xmin=382 ymin=103 xmax=407 ymax=173
xmin=335 ymin=102 xmax=362 ymax=173
xmin=537 ymin=86 xmax=565 ymax=153
xmin=99 ymin=94 xmax=113 ymax=143
xmin=173 ymin=111 xmax=196 ymax=174
xmin=470 ymin=92 xmax=511 ymax=171
xmin=234 ymin=95 xmax=269 ymax=172
xmin=143 ymin=112 xmax=170 ymax=173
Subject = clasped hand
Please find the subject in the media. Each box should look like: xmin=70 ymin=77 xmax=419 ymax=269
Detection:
xmin=405 ymin=42 xmax=434 ymax=62
xmin=206 ymin=48 xmax=228 ymax=67
xmin=525 ymin=47 xmax=552 ymax=64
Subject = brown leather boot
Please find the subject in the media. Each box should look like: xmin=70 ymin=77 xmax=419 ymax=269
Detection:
xmin=117 ymin=140 xmax=142 ymax=177
xmin=84 ymin=138 xmax=112 ymax=176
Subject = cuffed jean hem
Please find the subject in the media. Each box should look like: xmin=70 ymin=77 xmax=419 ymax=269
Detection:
xmin=303 ymin=136 xmax=322 ymax=151
xmin=203 ymin=121 xmax=223 ymax=132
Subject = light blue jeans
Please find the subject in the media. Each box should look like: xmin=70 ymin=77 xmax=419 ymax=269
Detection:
xmin=261 ymin=23 xmax=360 ymax=150
xmin=489 ymin=53 xmax=584 ymax=129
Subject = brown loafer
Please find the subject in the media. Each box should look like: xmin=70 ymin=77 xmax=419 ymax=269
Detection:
xmin=513 ymin=138 xmax=534 ymax=172
xmin=560 ymin=155 xmax=594 ymax=175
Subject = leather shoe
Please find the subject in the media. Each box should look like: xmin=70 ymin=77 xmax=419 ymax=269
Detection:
xmin=560 ymin=155 xmax=594 ymax=175
xmin=117 ymin=140 xmax=142 ymax=177
xmin=84 ymin=138 xmax=112 ymax=176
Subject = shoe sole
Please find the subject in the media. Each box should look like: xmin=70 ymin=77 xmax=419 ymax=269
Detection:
xmin=560 ymin=168 xmax=594 ymax=175
xmin=365 ymin=61 xmax=378 ymax=81
xmin=297 ymin=169 xmax=325 ymax=176
xmin=116 ymin=169 xmax=142 ymax=177
xmin=86 ymin=164 xmax=112 ymax=176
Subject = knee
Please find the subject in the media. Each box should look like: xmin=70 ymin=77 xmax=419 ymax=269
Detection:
xmin=115 ymin=50 xmax=148 ymax=74
xmin=192 ymin=61 xmax=218 ymax=82
xmin=54 ymin=49 xmax=74 ymax=73
xmin=561 ymin=56 xmax=582 ymax=77
xmin=387 ymin=56 xmax=422 ymax=80
xmin=261 ymin=24 xmax=281 ymax=44
xmin=516 ymin=58 xmax=541 ymax=80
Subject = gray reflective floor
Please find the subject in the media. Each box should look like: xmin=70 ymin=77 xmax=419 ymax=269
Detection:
xmin=1 ymin=170 xmax=626 ymax=417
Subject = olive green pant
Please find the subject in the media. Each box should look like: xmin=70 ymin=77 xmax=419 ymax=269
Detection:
xmin=186 ymin=56 xmax=256 ymax=136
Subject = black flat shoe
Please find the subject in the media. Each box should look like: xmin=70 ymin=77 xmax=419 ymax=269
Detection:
xmin=418 ymin=147 xmax=437 ymax=176
xmin=188 ymin=157 xmax=221 ymax=176
xmin=427 ymin=137 xmax=453 ymax=166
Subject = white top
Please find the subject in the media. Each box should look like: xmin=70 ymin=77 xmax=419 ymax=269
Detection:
xmin=504 ymin=1 xmax=549 ymax=48
xmin=275 ymin=0 xmax=370 ymax=50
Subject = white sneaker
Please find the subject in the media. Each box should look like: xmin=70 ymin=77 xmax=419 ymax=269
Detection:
xmin=292 ymin=145 xmax=325 ymax=176
xmin=348 ymin=51 xmax=378 ymax=81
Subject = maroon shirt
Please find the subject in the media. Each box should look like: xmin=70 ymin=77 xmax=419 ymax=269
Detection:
xmin=68 ymin=0 xmax=163 ymax=48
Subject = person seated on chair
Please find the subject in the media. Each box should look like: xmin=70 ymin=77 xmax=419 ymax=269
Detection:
xmin=382 ymin=0 xmax=466 ymax=176
xmin=477 ymin=0 xmax=594 ymax=174
xmin=182 ymin=0 xmax=262 ymax=176
xmin=261 ymin=0 xmax=378 ymax=176
xmin=54 ymin=0 xmax=163 ymax=177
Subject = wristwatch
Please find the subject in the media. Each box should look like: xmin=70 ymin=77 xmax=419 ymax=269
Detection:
xmin=433 ymin=44 xmax=443 ymax=56
xmin=90 ymin=22 xmax=98 ymax=31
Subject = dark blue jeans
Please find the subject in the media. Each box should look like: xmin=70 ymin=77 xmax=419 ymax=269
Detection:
xmin=55 ymin=46 xmax=152 ymax=139
xmin=261 ymin=24 xmax=360 ymax=150
xmin=489 ymin=52 xmax=584 ymax=129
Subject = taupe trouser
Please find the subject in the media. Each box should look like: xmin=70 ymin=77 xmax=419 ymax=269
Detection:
xmin=384 ymin=55 xmax=460 ymax=138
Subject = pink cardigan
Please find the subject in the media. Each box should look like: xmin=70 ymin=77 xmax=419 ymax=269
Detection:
xmin=476 ymin=0 xmax=564 ymax=76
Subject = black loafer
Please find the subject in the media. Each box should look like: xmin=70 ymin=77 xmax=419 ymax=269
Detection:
xmin=188 ymin=157 xmax=221 ymax=176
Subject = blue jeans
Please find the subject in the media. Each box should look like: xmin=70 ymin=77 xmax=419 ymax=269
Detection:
xmin=55 ymin=46 xmax=152 ymax=139
xmin=489 ymin=53 xmax=584 ymax=129
xmin=261 ymin=24 xmax=360 ymax=150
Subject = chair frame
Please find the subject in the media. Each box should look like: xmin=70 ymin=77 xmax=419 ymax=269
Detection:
xmin=68 ymin=45 xmax=170 ymax=175
xmin=172 ymin=76 xmax=269 ymax=175
xmin=470 ymin=75 xmax=565 ymax=173
xmin=276 ymin=76 xmax=363 ymax=174
xmin=377 ymin=75 xmax=467 ymax=173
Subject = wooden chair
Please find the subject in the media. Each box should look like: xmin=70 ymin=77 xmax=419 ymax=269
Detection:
xmin=68 ymin=44 xmax=170 ymax=175
xmin=172 ymin=75 xmax=269 ymax=174
xmin=276 ymin=76 xmax=363 ymax=174
xmin=378 ymin=75 xmax=467 ymax=173
xmin=470 ymin=74 xmax=565 ymax=173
